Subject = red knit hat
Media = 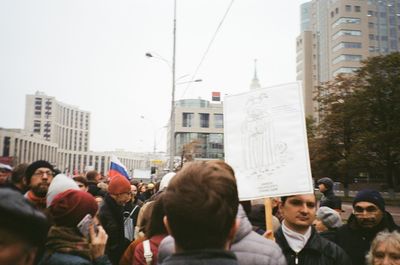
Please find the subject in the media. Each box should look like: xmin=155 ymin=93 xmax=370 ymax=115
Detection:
xmin=108 ymin=175 xmax=131 ymax=195
xmin=50 ymin=189 xmax=98 ymax=227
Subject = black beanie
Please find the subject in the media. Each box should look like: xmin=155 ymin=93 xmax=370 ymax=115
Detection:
xmin=353 ymin=189 xmax=385 ymax=212
xmin=25 ymin=160 xmax=54 ymax=184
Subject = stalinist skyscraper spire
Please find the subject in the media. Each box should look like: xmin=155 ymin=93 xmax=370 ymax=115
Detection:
xmin=250 ymin=59 xmax=261 ymax=90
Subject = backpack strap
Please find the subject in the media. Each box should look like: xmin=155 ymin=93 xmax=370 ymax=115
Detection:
xmin=143 ymin=239 xmax=153 ymax=265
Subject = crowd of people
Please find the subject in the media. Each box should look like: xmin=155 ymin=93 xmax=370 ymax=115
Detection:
xmin=0 ymin=160 xmax=399 ymax=265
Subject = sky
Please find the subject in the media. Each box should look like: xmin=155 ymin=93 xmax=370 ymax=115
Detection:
xmin=0 ymin=0 xmax=308 ymax=153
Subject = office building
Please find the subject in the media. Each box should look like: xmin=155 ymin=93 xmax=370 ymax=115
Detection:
xmin=297 ymin=0 xmax=400 ymax=120
xmin=169 ymin=98 xmax=224 ymax=160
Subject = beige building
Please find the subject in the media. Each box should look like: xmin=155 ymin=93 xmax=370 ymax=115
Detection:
xmin=297 ymin=0 xmax=400 ymax=121
xmin=169 ymin=98 xmax=224 ymax=160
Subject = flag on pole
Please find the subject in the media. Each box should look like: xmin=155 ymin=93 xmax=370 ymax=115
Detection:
xmin=108 ymin=155 xmax=131 ymax=180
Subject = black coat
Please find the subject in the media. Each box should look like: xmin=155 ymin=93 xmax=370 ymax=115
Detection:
xmin=319 ymin=190 xmax=342 ymax=210
xmin=275 ymin=226 xmax=352 ymax=265
xmin=335 ymin=211 xmax=400 ymax=265
xmin=98 ymin=194 xmax=130 ymax=265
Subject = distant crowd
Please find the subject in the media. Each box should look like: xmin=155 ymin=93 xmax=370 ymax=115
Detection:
xmin=0 ymin=160 xmax=399 ymax=265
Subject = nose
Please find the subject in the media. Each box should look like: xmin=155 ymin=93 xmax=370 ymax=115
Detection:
xmin=382 ymin=255 xmax=391 ymax=265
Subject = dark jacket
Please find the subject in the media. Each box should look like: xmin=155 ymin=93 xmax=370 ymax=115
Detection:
xmin=275 ymin=226 xmax=351 ymax=265
xmin=335 ymin=211 xmax=400 ymax=265
xmin=39 ymin=252 xmax=112 ymax=265
xmin=161 ymin=249 xmax=238 ymax=265
xmin=87 ymin=181 xmax=106 ymax=197
xmin=320 ymin=190 xmax=342 ymax=210
xmin=98 ymin=194 xmax=130 ymax=265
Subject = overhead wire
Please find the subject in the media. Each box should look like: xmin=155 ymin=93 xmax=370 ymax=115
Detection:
xmin=180 ymin=0 xmax=235 ymax=98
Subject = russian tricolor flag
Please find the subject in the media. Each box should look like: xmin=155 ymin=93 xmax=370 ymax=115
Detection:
xmin=108 ymin=155 xmax=131 ymax=180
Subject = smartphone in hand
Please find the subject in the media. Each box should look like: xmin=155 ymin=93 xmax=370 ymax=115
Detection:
xmin=77 ymin=214 xmax=95 ymax=238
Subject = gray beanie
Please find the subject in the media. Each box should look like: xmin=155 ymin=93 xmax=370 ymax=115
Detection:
xmin=316 ymin=206 xmax=342 ymax=229
xmin=317 ymin=177 xmax=334 ymax=191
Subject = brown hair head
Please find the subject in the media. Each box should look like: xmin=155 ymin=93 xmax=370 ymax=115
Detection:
xmin=163 ymin=161 xmax=239 ymax=250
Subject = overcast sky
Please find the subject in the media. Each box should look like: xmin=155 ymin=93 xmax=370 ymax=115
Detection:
xmin=0 ymin=0 xmax=308 ymax=153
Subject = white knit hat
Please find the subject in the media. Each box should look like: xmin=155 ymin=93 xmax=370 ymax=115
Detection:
xmin=159 ymin=172 xmax=176 ymax=191
xmin=46 ymin=174 xmax=79 ymax=207
xmin=316 ymin=206 xmax=343 ymax=229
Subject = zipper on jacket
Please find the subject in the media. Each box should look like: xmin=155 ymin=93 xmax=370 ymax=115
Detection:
xmin=295 ymin=252 xmax=299 ymax=265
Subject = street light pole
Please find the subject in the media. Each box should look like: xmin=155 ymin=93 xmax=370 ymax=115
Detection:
xmin=169 ymin=0 xmax=177 ymax=171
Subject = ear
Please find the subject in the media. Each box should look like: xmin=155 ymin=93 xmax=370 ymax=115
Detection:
xmin=163 ymin=216 xmax=173 ymax=235
xmin=225 ymin=218 xmax=240 ymax=250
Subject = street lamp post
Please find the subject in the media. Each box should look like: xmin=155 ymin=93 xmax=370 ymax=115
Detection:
xmin=170 ymin=0 xmax=177 ymax=171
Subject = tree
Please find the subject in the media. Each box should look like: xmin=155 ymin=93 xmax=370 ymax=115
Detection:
xmin=350 ymin=53 xmax=400 ymax=191
xmin=308 ymin=53 xmax=400 ymax=192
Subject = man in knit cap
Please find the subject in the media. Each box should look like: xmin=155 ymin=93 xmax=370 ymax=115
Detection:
xmin=317 ymin=177 xmax=342 ymax=211
xmin=335 ymin=189 xmax=400 ymax=265
xmin=98 ymin=175 xmax=132 ymax=265
xmin=0 ymin=188 xmax=49 ymax=265
xmin=24 ymin=160 xmax=55 ymax=209
xmin=313 ymin=206 xmax=342 ymax=242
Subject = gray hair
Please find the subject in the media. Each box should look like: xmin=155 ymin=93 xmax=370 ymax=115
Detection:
xmin=366 ymin=230 xmax=400 ymax=265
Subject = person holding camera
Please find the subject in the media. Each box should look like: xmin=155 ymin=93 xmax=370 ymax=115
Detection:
xmin=39 ymin=189 xmax=111 ymax=265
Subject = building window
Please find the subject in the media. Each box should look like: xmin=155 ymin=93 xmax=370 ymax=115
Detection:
xmin=199 ymin=113 xmax=209 ymax=128
xmin=345 ymin=5 xmax=351 ymax=12
xmin=182 ymin=113 xmax=194 ymax=127
xmin=332 ymin=42 xmax=362 ymax=52
xmin=332 ymin=29 xmax=361 ymax=40
xmin=336 ymin=7 xmax=339 ymax=14
xmin=332 ymin=17 xmax=361 ymax=28
xmin=355 ymin=6 xmax=361 ymax=12
xmin=333 ymin=67 xmax=359 ymax=76
xmin=214 ymin=114 xmax=223 ymax=128
xmin=332 ymin=54 xmax=362 ymax=64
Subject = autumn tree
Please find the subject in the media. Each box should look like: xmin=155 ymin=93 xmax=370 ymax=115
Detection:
xmin=309 ymin=52 xmax=400 ymax=192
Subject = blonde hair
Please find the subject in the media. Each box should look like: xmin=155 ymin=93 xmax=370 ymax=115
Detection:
xmin=366 ymin=230 xmax=400 ymax=265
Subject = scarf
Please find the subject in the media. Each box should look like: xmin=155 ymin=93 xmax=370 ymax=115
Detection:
xmin=25 ymin=190 xmax=47 ymax=209
xmin=45 ymin=226 xmax=92 ymax=261
xmin=282 ymin=221 xmax=312 ymax=253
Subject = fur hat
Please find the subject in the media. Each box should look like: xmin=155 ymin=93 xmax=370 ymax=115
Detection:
xmin=25 ymin=160 xmax=54 ymax=184
xmin=316 ymin=206 xmax=343 ymax=229
xmin=50 ymin=189 xmax=98 ymax=227
xmin=108 ymin=175 xmax=131 ymax=195
xmin=46 ymin=174 xmax=80 ymax=207
xmin=317 ymin=177 xmax=334 ymax=190
xmin=353 ymin=189 xmax=385 ymax=212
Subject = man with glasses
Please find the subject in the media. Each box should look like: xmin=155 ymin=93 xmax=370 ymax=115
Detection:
xmin=98 ymin=174 xmax=132 ymax=265
xmin=24 ymin=160 xmax=55 ymax=209
xmin=275 ymin=194 xmax=351 ymax=265
xmin=335 ymin=189 xmax=400 ymax=265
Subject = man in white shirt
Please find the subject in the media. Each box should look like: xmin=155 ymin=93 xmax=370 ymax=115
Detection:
xmin=274 ymin=194 xmax=351 ymax=265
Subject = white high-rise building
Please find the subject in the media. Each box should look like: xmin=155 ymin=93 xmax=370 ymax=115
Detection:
xmin=25 ymin=91 xmax=90 ymax=152
xmin=297 ymin=0 xmax=400 ymax=120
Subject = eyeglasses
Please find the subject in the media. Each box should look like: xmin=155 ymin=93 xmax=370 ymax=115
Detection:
xmin=354 ymin=205 xmax=379 ymax=214
xmin=33 ymin=171 xmax=54 ymax=177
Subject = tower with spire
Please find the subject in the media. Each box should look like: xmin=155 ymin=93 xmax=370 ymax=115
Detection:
xmin=250 ymin=59 xmax=261 ymax=90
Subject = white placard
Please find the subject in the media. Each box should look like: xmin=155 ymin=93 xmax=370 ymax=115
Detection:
xmin=224 ymin=82 xmax=314 ymax=200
